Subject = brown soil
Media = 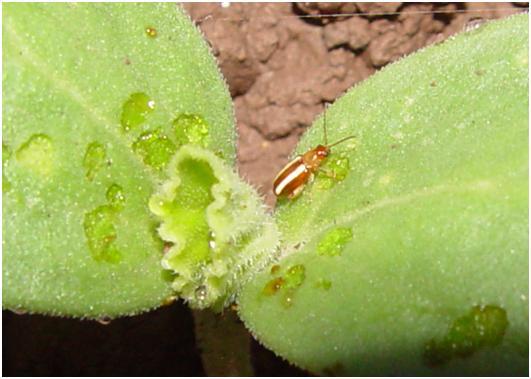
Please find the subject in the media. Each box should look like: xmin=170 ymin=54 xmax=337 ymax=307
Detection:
xmin=183 ymin=2 xmax=526 ymax=206
xmin=4 ymin=2 xmax=528 ymax=376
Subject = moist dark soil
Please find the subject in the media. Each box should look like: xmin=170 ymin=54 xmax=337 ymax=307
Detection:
xmin=4 ymin=2 xmax=527 ymax=376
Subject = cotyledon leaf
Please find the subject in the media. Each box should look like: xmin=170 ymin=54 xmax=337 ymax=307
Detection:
xmin=3 ymin=3 xmax=235 ymax=318
xmin=238 ymin=15 xmax=528 ymax=375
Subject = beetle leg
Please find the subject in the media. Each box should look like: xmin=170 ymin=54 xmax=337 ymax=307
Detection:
xmin=288 ymin=184 xmax=305 ymax=200
xmin=319 ymin=168 xmax=337 ymax=179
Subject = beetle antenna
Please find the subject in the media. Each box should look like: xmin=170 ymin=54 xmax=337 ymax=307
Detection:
xmin=327 ymin=135 xmax=356 ymax=149
xmin=323 ymin=103 xmax=329 ymax=146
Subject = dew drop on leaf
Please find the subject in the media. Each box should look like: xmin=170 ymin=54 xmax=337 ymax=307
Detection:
xmin=464 ymin=17 xmax=486 ymax=33
xmin=328 ymin=156 xmax=350 ymax=181
xmin=195 ymin=285 xmax=207 ymax=302
xmin=316 ymin=155 xmax=350 ymax=190
xmin=284 ymin=264 xmax=305 ymax=289
xmin=120 ymin=92 xmax=155 ymax=132
xmin=207 ymin=230 xmax=216 ymax=250
xmin=83 ymin=142 xmax=106 ymax=181
xmin=161 ymin=295 xmax=177 ymax=306
xmin=96 ymin=315 xmax=112 ymax=325
xmin=12 ymin=308 xmax=27 ymax=315
xmin=423 ymin=305 xmax=509 ymax=367
xmin=106 ymin=183 xmax=126 ymax=210
xmin=132 ymin=129 xmax=176 ymax=170
xmin=15 ymin=134 xmax=54 ymax=177
xmin=173 ymin=113 xmax=210 ymax=147
xmin=315 ymin=278 xmax=332 ymax=290
xmin=317 ymin=227 xmax=353 ymax=257
xmin=145 ymin=26 xmax=157 ymax=38
xmin=263 ymin=277 xmax=285 ymax=296
xmin=83 ymin=205 xmax=122 ymax=264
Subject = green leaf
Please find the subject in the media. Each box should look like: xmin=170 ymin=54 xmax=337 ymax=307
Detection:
xmin=239 ymin=15 xmax=528 ymax=375
xmin=3 ymin=3 xmax=234 ymax=318
xmin=149 ymin=146 xmax=279 ymax=310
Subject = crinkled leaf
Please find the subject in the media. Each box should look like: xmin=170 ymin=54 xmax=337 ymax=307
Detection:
xmin=149 ymin=146 xmax=279 ymax=310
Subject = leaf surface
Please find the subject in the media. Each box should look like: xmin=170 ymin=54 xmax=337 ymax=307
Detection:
xmin=239 ymin=15 xmax=528 ymax=375
xmin=3 ymin=3 xmax=234 ymax=317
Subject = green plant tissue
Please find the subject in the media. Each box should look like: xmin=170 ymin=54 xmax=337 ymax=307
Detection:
xmin=2 ymin=3 xmax=234 ymax=318
xmin=238 ymin=14 xmax=528 ymax=376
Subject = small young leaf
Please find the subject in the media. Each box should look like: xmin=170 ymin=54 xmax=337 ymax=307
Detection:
xmin=3 ymin=3 xmax=234 ymax=318
xmin=239 ymin=15 xmax=528 ymax=375
xmin=150 ymin=146 xmax=279 ymax=310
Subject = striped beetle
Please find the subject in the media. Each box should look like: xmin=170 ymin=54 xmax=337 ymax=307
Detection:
xmin=273 ymin=107 xmax=355 ymax=199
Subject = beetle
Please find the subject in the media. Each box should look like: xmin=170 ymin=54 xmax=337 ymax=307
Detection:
xmin=273 ymin=108 xmax=355 ymax=199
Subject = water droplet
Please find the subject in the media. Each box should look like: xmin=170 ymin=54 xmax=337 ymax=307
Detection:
xmin=15 ymin=134 xmax=54 ymax=177
xmin=423 ymin=304 xmax=508 ymax=367
xmin=262 ymin=277 xmax=285 ymax=296
xmin=120 ymin=92 xmax=155 ymax=131
xmin=106 ymin=183 xmax=126 ymax=210
xmin=83 ymin=205 xmax=122 ymax=263
xmin=96 ymin=316 xmax=112 ymax=325
xmin=316 ymin=154 xmax=350 ymax=190
xmin=284 ymin=264 xmax=305 ymax=289
xmin=315 ymin=278 xmax=332 ymax=290
xmin=12 ymin=308 xmax=27 ymax=315
xmin=83 ymin=142 xmax=106 ymax=181
xmin=208 ymin=230 xmax=216 ymax=250
xmin=195 ymin=286 xmax=207 ymax=302
xmin=145 ymin=26 xmax=157 ymax=38
xmin=520 ymin=294 xmax=527 ymax=302
xmin=317 ymin=227 xmax=353 ymax=257
xmin=270 ymin=264 xmax=280 ymax=275
xmin=161 ymin=296 xmax=177 ymax=306
xmin=173 ymin=113 xmax=210 ymax=147
xmin=464 ymin=17 xmax=486 ymax=32
xmin=132 ymin=129 xmax=176 ymax=170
